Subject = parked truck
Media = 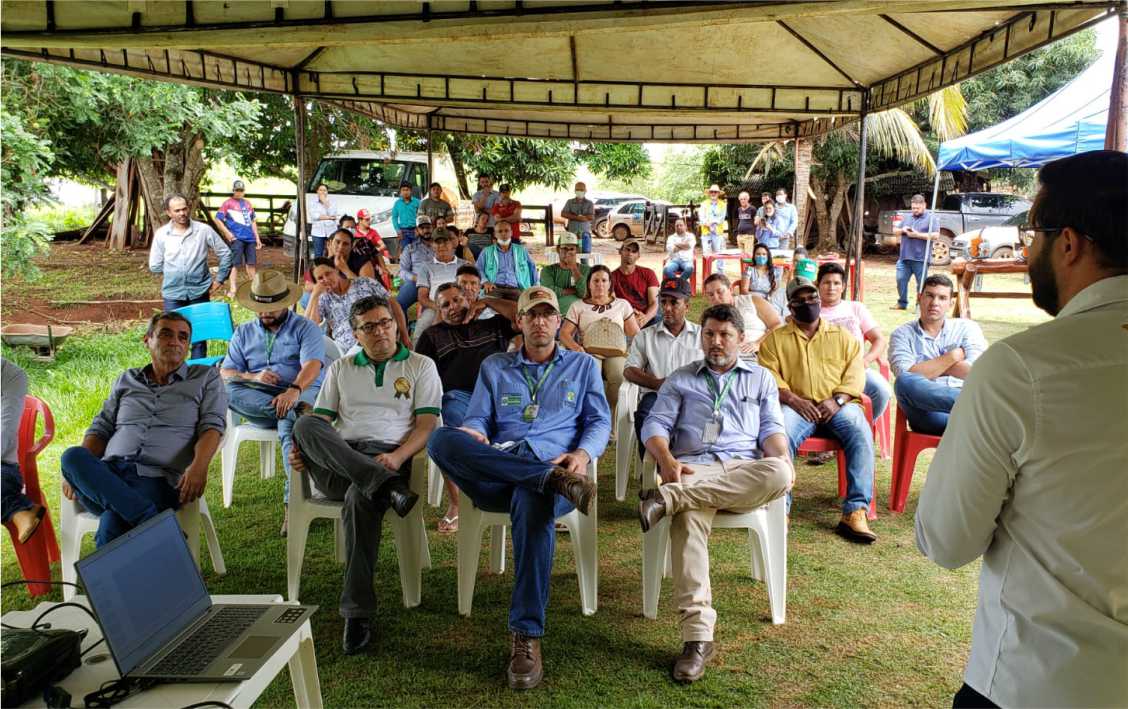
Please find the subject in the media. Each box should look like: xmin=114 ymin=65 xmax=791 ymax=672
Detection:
xmin=876 ymin=192 xmax=1031 ymax=265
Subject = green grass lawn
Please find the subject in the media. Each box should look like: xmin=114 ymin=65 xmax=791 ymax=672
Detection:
xmin=0 ymin=255 xmax=1049 ymax=707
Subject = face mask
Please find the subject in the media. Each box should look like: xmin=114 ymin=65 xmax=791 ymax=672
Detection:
xmin=791 ymin=300 xmax=820 ymax=323
xmin=754 ymin=255 xmax=768 ymax=266
xmin=575 ymin=191 xmax=586 ymax=199
xmin=776 ymin=195 xmax=787 ymax=204
xmin=496 ymin=238 xmax=512 ymax=247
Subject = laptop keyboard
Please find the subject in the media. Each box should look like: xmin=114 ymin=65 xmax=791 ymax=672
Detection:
xmin=149 ymin=606 xmax=270 ymax=676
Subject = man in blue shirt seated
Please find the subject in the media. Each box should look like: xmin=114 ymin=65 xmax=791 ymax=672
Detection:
xmin=889 ymin=274 xmax=987 ymax=435
xmin=475 ymin=221 xmax=538 ymax=300
xmin=61 ymin=311 xmax=227 ymax=546
xmin=220 ymin=270 xmax=327 ymax=534
xmin=893 ymin=194 xmax=938 ymax=310
xmin=427 ymin=285 xmax=611 ymax=691
xmin=638 ymin=303 xmax=793 ymax=684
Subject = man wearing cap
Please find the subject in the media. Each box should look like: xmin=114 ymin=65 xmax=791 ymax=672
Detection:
xmin=221 ymin=270 xmax=326 ymax=534
xmin=476 ymin=221 xmax=537 ymax=300
xmin=413 ymin=229 xmax=471 ymax=345
xmin=663 ymin=218 xmax=697 ymax=281
xmin=623 ymin=277 xmax=702 ymax=460
xmin=757 ymin=276 xmax=876 ymax=544
xmin=561 ymin=181 xmax=595 ymax=254
xmin=395 ymin=215 xmax=436 ymax=316
xmin=420 ymin=182 xmax=454 ymax=224
xmin=472 ymin=174 xmax=500 ymax=227
xmin=427 ymin=285 xmax=611 ymax=691
xmin=638 ymin=303 xmax=793 ymax=683
xmin=538 ymin=233 xmax=590 ymax=315
xmin=392 ymin=182 xmax=421 ymax=249
xmin=699 ymin=185 xmax=728 ymax=276
xmin=611 ymin=239 xmax=660 ymax=327
xmin=215 ymin=180 xmax=263 ymax=300
xmin=290 ymin=294 xmax=440 ymax=655
xmin=354 ymin=209 xmax=391 ymax=279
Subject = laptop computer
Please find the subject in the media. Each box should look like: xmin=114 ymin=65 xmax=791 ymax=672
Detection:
xmin=75 ymin=509 xmax=316 ymax=682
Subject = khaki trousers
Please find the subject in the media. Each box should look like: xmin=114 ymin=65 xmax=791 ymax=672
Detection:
xmin=657 ymin=456 xmax=791 ymax=641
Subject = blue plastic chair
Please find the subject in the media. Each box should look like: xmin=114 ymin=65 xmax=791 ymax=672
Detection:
xmin=174 ymin=301 xmax=234 ymax=367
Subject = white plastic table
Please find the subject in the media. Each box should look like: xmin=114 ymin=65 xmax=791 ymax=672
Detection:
xmin=3 ymin=594 xmax=323 ymax=708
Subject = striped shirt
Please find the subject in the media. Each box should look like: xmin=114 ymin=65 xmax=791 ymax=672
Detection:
xmin=889 ymin=317 xmax=987 ymax=389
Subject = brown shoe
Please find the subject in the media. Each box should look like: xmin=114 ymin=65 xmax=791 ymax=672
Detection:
xmin=836 ymin=509 xmax=877 ymax=544
xmin=638 ymin=489 xmax=666 ymax=533
xmin=672 ymin=641 xmax=715 ymax=683
xmin=12 ymin=505 xmax=45 ymax=544
xmin=280 ymin=506 xmax=289 ymax=537
xmin=507 ymin=633 xmax=543 ymax=690
xmin=545 ymin=466 xmax=595 ymax=515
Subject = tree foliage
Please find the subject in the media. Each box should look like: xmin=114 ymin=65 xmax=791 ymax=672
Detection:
xmin=0 ymin=111 xmax=54 ymax=277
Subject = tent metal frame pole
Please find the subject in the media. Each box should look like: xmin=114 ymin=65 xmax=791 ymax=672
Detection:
xmin=426 ymin=114 xmax=434 ymax=185
xmin=292 ymin=93 xmax=309 ymax=285
xmin=920 ymin=167 xmax=944 ymax=294
xmin=848 ymin=93 xmax=869 ymax=302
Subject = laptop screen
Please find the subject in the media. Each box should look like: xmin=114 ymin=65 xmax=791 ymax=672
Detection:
xmin=76 ymin=510 xmax=211 ymax=676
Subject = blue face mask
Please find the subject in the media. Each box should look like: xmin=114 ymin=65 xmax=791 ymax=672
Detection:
xmin=754 ymin=255 xmax=768 ymax=266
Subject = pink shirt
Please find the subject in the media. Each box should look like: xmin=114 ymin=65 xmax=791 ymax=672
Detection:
xmin=820 ymin=300 xmax=878 ymax=343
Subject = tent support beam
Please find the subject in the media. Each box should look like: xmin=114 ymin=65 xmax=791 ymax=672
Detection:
xmin=879 ymin=14 xmax=944 ymax=55
xmin=292 ymin=93 xmax=309 ymax=285
xmin=426 ymin=114 xmax=434 ymax=185
xmin=1106 ymin=7 xmax=1128 ymax=151
xmin=848 ymin=94 xmax=869 ymax=302
xmin=776 ymin=20 xmax=862 ymax=87
xmin=921 ymin=168 xmax=944 ymax=294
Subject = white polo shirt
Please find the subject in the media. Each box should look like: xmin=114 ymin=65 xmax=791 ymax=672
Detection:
xmin=314 ymin=345 xmax=442 ymax=443
xmin=624 ymin=319 xmax=702 ymax=393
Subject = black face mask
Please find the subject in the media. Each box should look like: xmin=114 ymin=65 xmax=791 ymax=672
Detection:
xmin=791 ymin=301 xmax=821 ymax=323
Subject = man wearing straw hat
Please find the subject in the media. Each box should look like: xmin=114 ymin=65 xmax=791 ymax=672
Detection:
xmin=221 ymin=270 xmax=327 ymax=535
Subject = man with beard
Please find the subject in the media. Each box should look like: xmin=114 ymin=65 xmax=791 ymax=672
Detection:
xmin=221 ymin=270 xmax=326 ymax=534
xmin=757 ymin=276 xmax=875 ymax=543
xmin=888 ymin=274 xmax=986 ymax=435
xmin=637 ymin=303 xmax=792 ymax=683
xmin=611 ymin=238 xmax=660 ymax=327
xmin=427 ymin=286 xmax=610 ymax=691
xmin=915 ymin=150 xmax=1128 ymax=709
xmin=416 ymin=283 xmax=518 ymax=532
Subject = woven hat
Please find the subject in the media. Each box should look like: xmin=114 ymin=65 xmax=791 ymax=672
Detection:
xmin=236 ymin=269 xmax=303 ymax=313
xmin=517 ymin=286 xmax=560 ymax=315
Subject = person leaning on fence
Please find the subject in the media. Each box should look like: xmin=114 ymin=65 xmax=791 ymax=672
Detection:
xmin=638 ymin=303 xmax=793 ymax=684
xmin=60 ymin=311 xmax=226 ymax=547
xmin=220 ymin=270 xmax=326 ymax=536
xmin=476 ymin=221 xmax=537 ymax=300
xmin=290 ymin=294 xmax=441 ymax=656
xmin=215 ymin=179 xmax=263 ymax=300
xmin=427 ymin=285 xmax=610 ymax=691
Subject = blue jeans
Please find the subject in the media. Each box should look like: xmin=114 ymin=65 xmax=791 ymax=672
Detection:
xmin=579 ymin=231 xmax=592 ymax=255
xmin=782 ymin=403 xmax=874 ymax=515
xmin=60 ymin=447 xmax=179 ymax=547
xmin=440 ymin=390 xmax=473 ymax=428
xmin=427 ymin=427 xmax=574 ymax=637
xmin=864 ymin=368 xmax=892 ymax=421
xmin=225 ymin=381 xmax=321 ymax=503
xmin=1 ymin=462 xmax=34 ymax=524
xmin=312 ymin=236 xmax=328 ymax=259
xmin=398 ymin=228 xmax=417 ymax=249
xmin=163 ymin=293 xmax=210 ymax=360
xmin=663 ymin=258 xmax=695 ymax=280
xmin=895 ymin=258 xmax=926 ymax=309
xmin=396 ymin=279 xmax=419 ymax=316
xmin=893 ymin=372 xmax=959 ymax=435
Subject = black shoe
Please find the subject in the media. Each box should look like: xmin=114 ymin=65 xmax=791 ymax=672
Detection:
xmin=292 ymin=401 xmax=314 ymax=418
xmin=546 ymin=466 xmax=596 ymax=515
xmin=381 ymin=478 xmax=419 ymax=518
xmin=672 ymin=641 xmax=715 ymax=683
xmin=342 ymin=618 xmax=371 ymax=655
xmin=638 ymin=489 xmax=666 ymax=533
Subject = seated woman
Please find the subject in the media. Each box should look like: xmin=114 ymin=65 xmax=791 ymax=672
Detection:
xmin=465 ymin=212 xmax=494 ymax=258
xmin=740 ymin=242 xmax=787 ymax=315
xmin=559 ymin=265 xmax=640 ymax=416
xmin=704 ymin=272 xmax=782 ymax=359
xmin=307 ymin=257 xmax=411 ymax=353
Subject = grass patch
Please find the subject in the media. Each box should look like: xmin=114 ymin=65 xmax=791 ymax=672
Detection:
xmin=0 ymin=256 xmax=1047 ymax=707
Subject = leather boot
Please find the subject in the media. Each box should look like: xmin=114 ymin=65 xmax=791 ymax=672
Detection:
xmin=507 ymin=633 xmax=543 ymax=690
xmin=836 ymin=508 xmax=877 ymax=544
xmin=638 ymin=489 xmax=666 ymax=533
xmin=545 ymin=466 xmax=595 ymax=515
xmin=342 ymin=618 xmax=372 ymax=655
xmin=672 ymin=641 xmax=715 ymax=683
xmin=12 ymin=505 xmax=44 ymax=544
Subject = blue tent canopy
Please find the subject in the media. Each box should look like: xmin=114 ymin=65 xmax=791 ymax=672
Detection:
xmin=938 ymin=52 xmax=1112 ymax=171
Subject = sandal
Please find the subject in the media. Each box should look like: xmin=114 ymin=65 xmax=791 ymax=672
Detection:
xmin=438 ymin=515 xmax=459 ymax=534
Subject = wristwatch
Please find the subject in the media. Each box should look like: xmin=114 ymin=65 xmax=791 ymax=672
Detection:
xmin=834 ymin=394 xmax=848 ymax=407
xmin=287 ymin=383 xmax=303 ymax=393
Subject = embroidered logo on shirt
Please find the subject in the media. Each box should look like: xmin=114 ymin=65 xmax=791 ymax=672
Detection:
xmin=501 ymin=393 xmax=523 ymax=406
xmin=565 ymin=390 xmax=577 ymax=403
xmin=394 ymin=377 xmax=411 ymax=399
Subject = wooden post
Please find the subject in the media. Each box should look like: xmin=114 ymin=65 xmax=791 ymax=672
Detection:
xmin=848 ymin=95 xmax=870 ymax=302
xmin=426 ymin=113 xmax=434 ymax=186
xmin=793 ymin=137 xmax=812 ymax=248
xmin=292 ymin=94 xmax=309 ymax=283
xmin=1106 ymin=9 xmax=1128 ymax=151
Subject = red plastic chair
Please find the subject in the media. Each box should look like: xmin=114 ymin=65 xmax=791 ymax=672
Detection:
xmin=796 ymin=395 xmax=877 ymax=520
xmin=3 ymin=396 xmax=61 ymax=596
xmin=875 ymin=360 xmax=892 ymax=460
xmin=888 ymin=408 xmax=942 ymax=514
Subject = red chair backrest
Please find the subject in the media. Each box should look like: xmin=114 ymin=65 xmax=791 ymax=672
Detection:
xmin=17 ymin=396 xmax=54 ymax=503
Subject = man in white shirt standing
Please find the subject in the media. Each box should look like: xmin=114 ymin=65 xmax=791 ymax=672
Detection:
xmin=915 ymin=150 xmax=1128 ymax=709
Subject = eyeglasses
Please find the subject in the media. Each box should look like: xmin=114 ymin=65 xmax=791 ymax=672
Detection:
xmin=1017 ymin=224 xmax=1060 ymax=247
xmin=522 ymin=310 xmax=559 ymax=323
xmin=355 ymin=318 xmax=395 ymax=334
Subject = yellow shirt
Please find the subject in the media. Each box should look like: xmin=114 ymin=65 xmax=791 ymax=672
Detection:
xmin=757 ymin=319 xmax=864 ymax=403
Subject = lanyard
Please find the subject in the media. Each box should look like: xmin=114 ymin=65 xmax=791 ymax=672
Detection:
xmin=521 ymin=361 xmax=556 ymax=404
xmin=264 ymin=332 xmax=277 ymax=363
xmin=703 ymin=369 xmax=737 ymax=417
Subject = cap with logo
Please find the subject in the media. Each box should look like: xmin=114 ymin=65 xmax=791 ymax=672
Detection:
xmin=557 ymin=233 xmax=579 ymax=247
xmin=232 ymin=180 xmax=246 ymax=191
xmin=356 ymin=208 xmax=372 ymax=220
xmin=416 ymin=214 xmax=432 ymax=227
xmin=658 ymin=277 xmax=692 ymax=300
xmin=786 ymin=276 xmax=818 ymax=300
xmin=517 ymin=286 xmax=560 ymax=315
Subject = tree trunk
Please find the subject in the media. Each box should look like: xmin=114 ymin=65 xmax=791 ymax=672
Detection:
xmin=449 ymin=144 xmax=472 ymax=199
xmin=811 ymin=177 xmax=834 ymax=254
xmin=826 ymin=172 xmax=849 ymax=252
xmin=135 ymin=154 xmax=165 ymax=235
xmin=108 ymin=159 xmax=134 ymax=250
xmin=793 ymin=138 xmax=813 ymax=242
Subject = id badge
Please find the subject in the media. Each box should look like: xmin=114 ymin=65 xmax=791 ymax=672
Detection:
xmin=702 ymin=420 xmax=721 ymax=444
xmin=522 ymin=403 xmax=540 ymax=422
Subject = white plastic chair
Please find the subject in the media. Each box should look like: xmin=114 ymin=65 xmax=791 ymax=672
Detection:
xmin=639 ymin=456 xmax=787 ymax=624
xmin=286 ymin=458 xmax=432 ymax=605
xmin=60 ymin=489 xmax=225 ymax=601
xmin=219 ymin=410 xmax=278 ymax=508
xmin=614 ymin=381 xmax=642 ymax=501
xmin=456 ymin=457 xmax=599 ymax=617
xmin=426 ymin=457 xmax=445 ymax=508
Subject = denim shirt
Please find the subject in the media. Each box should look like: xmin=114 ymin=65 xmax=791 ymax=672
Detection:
xmin=462 ymin=346 xmax=611 ymax=462
xmin=641 ymin=358 xmax=785 ymax=463
xmin=889 ymin=317 xmax=987 ymax=389
xmin=149 ymin=220 xmax=233 ymax=300
xmin=399 ymin=240 xmax=435 ymax=282
xmin=221 ymin=311 xmax=328 ymax=388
